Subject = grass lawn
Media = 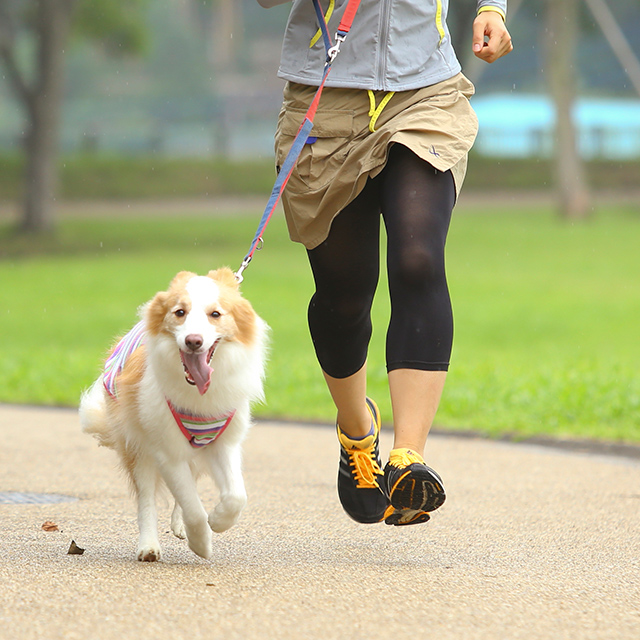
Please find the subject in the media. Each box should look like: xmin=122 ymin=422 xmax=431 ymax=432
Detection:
xmin=1 ymin=201 xmax=638 ymax=443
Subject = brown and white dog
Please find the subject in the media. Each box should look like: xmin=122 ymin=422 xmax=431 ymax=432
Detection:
xmin=79 ymin=268 xmax=268 ymax=561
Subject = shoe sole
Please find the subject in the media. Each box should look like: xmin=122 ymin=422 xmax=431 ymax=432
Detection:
xmin=388 ymin=466 xmax=446 ymax=513
xmin=383 ymin=506 xmax=430 ymax=526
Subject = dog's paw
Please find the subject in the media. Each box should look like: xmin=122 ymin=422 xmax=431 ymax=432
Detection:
xmin=171 ymin=507 xmax=187 ymax=540
xmin=208 ymin=495 xmax=246 ymax=533
xmin=137 ymin=544 xmax=162 ymax=562
xmin=185 ymin=519 xmax=212 ymax=560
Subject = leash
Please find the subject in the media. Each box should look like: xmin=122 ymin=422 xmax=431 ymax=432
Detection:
xmin=235 ymin=0 xmax=362 ymax=283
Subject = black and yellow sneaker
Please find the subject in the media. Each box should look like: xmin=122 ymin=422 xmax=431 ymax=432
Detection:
xmin=383 ymin=448 xmax=446 ymax=526
xmin=336 ymin=397 xmax=389 ymax=524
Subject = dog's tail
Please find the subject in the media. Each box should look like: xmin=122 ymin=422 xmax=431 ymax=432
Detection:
xmin=79 ymin=378 xmax=115 ymax=448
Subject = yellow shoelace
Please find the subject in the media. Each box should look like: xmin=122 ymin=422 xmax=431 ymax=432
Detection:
xmin=389 ymin=447 xmax=425 ymax=469
xmin=348 ymin=447 xmax=383 ymax=489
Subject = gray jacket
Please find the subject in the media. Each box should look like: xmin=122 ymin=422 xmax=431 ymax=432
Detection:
xmin=275 ymin=0 xmax=507 ymax=91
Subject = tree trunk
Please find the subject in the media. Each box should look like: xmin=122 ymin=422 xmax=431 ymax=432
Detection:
xmin=546 ymin=0 xmax=590 ymax=220
xmin=212 ymin=0 xmax=243 ymax=70
xmin=20 ymin=0 xmax=76 ymax=234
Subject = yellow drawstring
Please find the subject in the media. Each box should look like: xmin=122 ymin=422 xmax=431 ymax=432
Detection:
xmin=367 ymin=90 xmax=395 ymax=132
xmin=309 ymin=0 xmax=335 ymax=48
xmin=435 ymin=0 xmax=446 ymax=45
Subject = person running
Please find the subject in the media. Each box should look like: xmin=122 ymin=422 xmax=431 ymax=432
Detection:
xmin=257 ymin=0 xmax=513 ymax=525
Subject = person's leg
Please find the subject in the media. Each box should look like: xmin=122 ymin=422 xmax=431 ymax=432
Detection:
xmin=306 ymin=179 xmax=381 ymax=439
xmin=379 ymin=144 xmax=456 ymax=523
xmin=306 ymin=179 xmax=388 ymax=523
xmin=381 ymin=143 xmax=456 ymax=455
xmin=388 ymin=368 xmax=446 ymax=454
xmin=322 ymin=366 xmax=370 ymax=439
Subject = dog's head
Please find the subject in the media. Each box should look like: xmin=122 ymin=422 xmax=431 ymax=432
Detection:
xmin=145 ymin=268 xmax=258 ymax=395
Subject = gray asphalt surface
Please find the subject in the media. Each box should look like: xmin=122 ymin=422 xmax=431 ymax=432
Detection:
xmin=0 ymin=403 xmax=638 ymax=640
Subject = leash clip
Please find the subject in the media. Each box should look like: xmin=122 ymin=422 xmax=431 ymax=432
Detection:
xmin=326 ymin=33 xmax=346 ymax=63
xmin=234 ymin=256 xmax=252 ymax=284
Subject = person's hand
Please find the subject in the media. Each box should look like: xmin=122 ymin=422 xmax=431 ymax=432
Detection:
xmin=472 ymin=11 xmax=513 ymax=63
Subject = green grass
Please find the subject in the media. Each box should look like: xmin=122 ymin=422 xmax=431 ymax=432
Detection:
xmin=1 ymin=203 xmax=639 ymax=443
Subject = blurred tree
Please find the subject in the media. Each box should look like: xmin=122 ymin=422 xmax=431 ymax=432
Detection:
xmin=0 ymin=0 xmax=147 ymax=234
xmin=546 ymin=0 xmax=590 ymax=219
xmin=212 ymin=0 xmax=243 ymax=71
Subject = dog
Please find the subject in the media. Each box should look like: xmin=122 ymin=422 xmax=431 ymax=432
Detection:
xmin=79 ymin=268 xmax=268 ymax=561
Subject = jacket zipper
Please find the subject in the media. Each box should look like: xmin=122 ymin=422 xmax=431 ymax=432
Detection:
xmin=375 ymin=0 xmax=393 ymax=89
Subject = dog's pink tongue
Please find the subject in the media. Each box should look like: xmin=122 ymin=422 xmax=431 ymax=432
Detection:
xmin=182 ymin=351 xmax=212 ymax=395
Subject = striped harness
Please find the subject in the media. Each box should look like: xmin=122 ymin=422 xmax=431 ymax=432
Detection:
xmin=103 ymin=321 xmax=235 ymax=448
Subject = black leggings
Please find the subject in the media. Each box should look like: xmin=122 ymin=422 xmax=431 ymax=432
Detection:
xmin=306 ymin=144 xmax=456 ymax=379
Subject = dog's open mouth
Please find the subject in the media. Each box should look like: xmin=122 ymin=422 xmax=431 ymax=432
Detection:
xmin=180 ymin=340 xmax=219 ymax=395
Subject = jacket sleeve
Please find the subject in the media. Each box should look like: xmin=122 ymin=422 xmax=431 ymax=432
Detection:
xmin=476 ymin=0 xmax=507 ymax=20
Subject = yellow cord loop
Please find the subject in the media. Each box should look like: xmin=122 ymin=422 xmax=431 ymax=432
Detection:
xmin=309 ymin=0 xmax=335 ymax=48
xmin=367 ymin=90 xmax=395 ymax=133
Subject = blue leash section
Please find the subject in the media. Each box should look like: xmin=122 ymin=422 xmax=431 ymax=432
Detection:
xmin=235 ymin=0 xmax=359 ymax=282
xmin=312 ymin=0 xmax=332 ymax=54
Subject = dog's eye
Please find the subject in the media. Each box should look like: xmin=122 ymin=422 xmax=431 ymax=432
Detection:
xmin=210 ymin=310 xmax=221 ymax=319
xmin=174 ymin=309 xmax=185 ymax=318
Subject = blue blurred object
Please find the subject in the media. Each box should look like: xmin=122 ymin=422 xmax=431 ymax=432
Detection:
xmin=472 ymin=94 xmax=640 ymax=159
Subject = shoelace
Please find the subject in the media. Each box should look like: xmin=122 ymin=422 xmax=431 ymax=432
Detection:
xmin=389 ymin=448 xmax=425 ymax=469
xmin=348 ymin=447 xmax=383 ymax=489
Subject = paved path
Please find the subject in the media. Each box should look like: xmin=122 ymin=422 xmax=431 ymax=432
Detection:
xmin=0 ymin=404 xmax=639 ymax=640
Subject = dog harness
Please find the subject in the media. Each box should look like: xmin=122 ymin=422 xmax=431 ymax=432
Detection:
xmin=103 ymin=321 xmax=235 ymax=448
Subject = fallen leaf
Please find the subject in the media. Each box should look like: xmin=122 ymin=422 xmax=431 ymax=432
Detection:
xmin=67 ymin=540 xmax=85 ymax=555
xmin=42 ymin=521 xmax=59 ymax=532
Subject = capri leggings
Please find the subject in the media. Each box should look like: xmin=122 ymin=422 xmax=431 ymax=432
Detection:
xmin=306 ymin=143 xmax=456 ymax=379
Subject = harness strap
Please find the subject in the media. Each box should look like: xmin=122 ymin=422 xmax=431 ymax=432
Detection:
xmin=103 ymin=320 xmax=146 ymax=398
xmin=167 ymin=400 xmax=236 ymax=448
xmin=235 ymin=0 xmax=362 ymax=282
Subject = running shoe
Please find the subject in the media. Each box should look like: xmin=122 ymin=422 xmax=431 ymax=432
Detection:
xmin=383 ymin=448 xmax=446 ymax=526
xmin=336 ymin=397 xmax=389 ymax=524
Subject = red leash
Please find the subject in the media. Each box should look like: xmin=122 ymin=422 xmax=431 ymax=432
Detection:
xmin=235 ymin=0 xmax=362 ymax=282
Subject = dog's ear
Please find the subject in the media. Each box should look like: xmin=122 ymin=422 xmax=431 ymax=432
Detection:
xmin=171 ymin=271 xmax=196 ymax=288
xmin=145 ymin=291 xmax=170 ymax=335
xmin=232 ymin=297 xmax=257 ymax=346
xmin=207 ymin=267 xmax=239 ymax=290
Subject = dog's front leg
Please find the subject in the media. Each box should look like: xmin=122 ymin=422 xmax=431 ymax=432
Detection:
xmin=158 ymin=460 xmax=212 ymax=559
xmin=132 ymin=457 xmax=162 ymax=562
xmin=206 ymin=443 xmax=247 ymax=533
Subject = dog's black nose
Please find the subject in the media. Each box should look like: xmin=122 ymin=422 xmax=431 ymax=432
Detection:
xmin=185 ymin=334 xmax=203 ymax=351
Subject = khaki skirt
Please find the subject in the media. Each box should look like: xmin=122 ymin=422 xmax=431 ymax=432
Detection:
xmin=274 ymin=72 xmax=479 ymax=250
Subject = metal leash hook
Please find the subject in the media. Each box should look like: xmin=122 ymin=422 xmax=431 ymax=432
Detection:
xmin=234 ymin=238 xmax=263 ymax=283
xmin=234 ymin=257 xmax=251 ymax=284
xmin=326 ymin=32 xmax=346 ymax=63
